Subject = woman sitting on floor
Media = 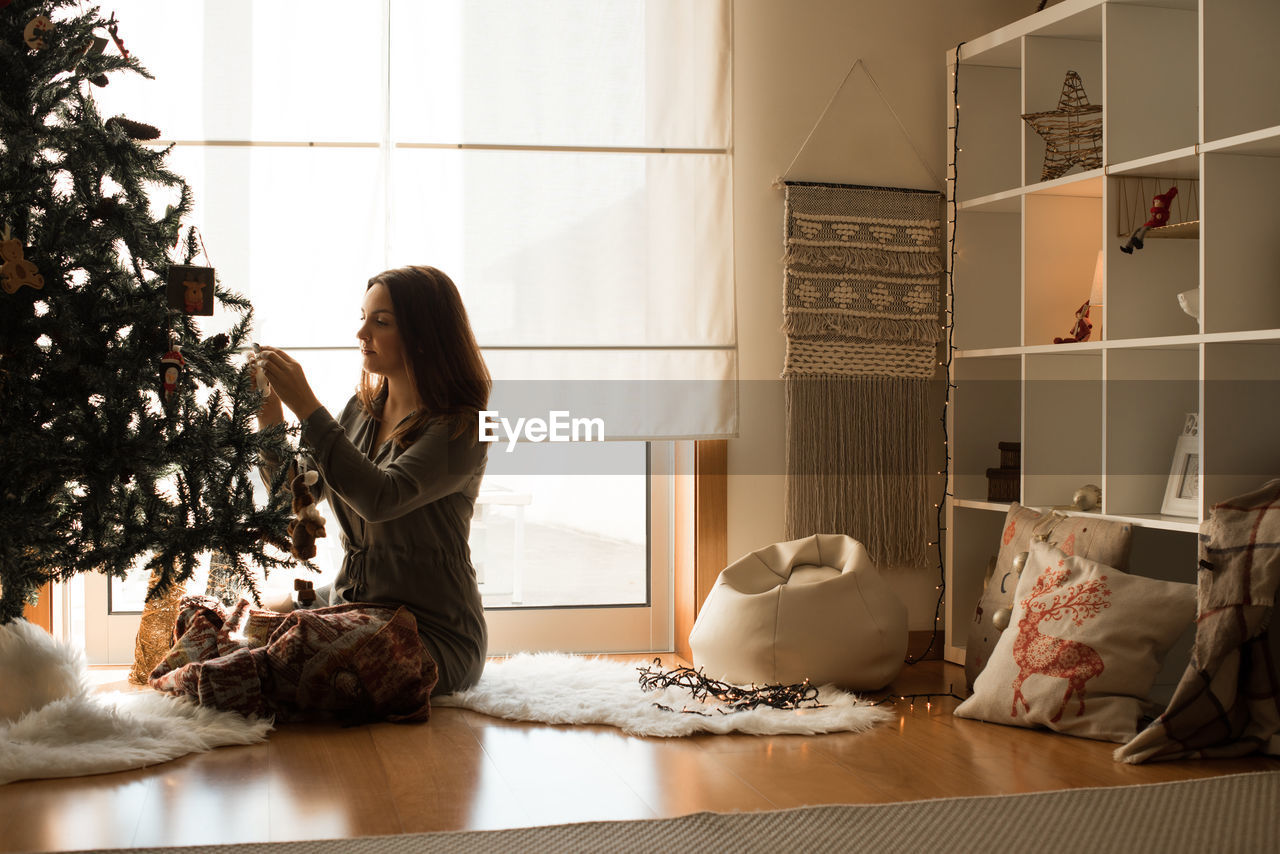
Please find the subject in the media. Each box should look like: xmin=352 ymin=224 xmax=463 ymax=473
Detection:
xmin=151 ymin=265 xmax=491 ymax=722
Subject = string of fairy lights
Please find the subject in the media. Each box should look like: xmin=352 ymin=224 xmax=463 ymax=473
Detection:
xmin=637 ymin=659 xmax=826 ymax=714
xmin=905 ymin=40 xmax=966 ymax=667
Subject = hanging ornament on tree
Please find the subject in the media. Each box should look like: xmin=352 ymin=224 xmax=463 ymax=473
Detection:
xmin=104 ymin=12 xmax=129 ymax=58
xmin=1 ymin=224 xmax=45 ymax=294
xmin=24 ymin=15 xmax=52 ymax=50
xmin=78 ymin=35 xmax=110 ymax=86
xmin=160 ymin=346 xmax=185 ymax=403
xmin=166 ymin=228 xmax=215 ymax=315
xmin=167 ymin=265 xmax=215 ymax=315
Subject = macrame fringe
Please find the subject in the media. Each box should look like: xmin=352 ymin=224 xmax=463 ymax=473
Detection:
xmin=782 ymin=311 xmax=939 ymax=343
xmin=783 ymin=375 xmax=933 ymax=569
xmin=784 ymin=244 xmax=943 ymax=275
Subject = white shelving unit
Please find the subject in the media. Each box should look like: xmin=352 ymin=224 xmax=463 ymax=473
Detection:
xmin=943 ymin=0 xmax=1280 ymax=664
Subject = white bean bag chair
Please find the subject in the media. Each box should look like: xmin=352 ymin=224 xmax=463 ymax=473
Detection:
xmin=688 ymin=534 xmax=907 ymax=691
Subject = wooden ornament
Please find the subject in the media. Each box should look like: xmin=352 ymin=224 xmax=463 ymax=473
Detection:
xmin=166 ymin=264 xmax=215 ymax=316
xmin=24 ymin=15 xmax=52 ymax=50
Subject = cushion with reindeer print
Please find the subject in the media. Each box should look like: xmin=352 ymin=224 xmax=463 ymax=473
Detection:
xmin=954 ymin=540 xmax=1194 ymax=743
xmin=964 ymin=503 xmax=1132 ymax=692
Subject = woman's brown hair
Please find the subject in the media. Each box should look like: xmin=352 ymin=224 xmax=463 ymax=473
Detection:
xmin=356 ymin=265 xmax=491 ymax=445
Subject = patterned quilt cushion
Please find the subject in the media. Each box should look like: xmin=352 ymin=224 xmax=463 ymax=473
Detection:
xmin=965 ymin=503 xmax=1133 ymax=690
xmin=955 ymin=540 xmax=1194 ymax=743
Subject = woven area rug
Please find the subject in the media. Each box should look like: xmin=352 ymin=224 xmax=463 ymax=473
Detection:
xmin=433 ymin=652 xmax=891 ymax=737
xmin=782 ymin=182 xmax=943 ymax=569
xmin=87 ymin=771 xmax=1280 ymax=854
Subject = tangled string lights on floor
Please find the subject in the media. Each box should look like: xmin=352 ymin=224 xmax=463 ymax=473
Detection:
xmin=637 ymin=659 xmax=827 ymax=715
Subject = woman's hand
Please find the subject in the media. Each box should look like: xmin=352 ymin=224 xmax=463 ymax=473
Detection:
xmin=256 ymin=346 xmax=322 ymax=421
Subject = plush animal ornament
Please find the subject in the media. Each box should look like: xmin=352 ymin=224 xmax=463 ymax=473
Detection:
xmin=1120 ymin=185 xmax=1178 ymax=254
xmin=1 ymin=225 xmax=44 ymax=294
xmin=288 ymin=469 xmax=326 ymax=560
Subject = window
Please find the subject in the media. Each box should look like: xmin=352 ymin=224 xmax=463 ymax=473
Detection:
xmin=85 ymin=1 xmax=733 ymax=659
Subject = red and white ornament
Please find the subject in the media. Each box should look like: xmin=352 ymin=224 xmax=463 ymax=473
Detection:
xmin=24 ymin=15 xmax=52 ymax=50
xmin=160 ymin=347 xmax=185 ymax=403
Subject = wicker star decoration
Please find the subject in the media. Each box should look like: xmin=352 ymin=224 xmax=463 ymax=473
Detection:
xmin=1021 ymin=70 xmax=1103 ymax=182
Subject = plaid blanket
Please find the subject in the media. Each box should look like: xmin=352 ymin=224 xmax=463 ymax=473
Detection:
xmin=150 ymin=596 xmax=437 ymax=724
xmin=1116 ymin=480 xmax=1280 ymax=762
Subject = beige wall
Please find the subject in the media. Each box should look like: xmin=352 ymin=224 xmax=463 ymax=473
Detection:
xmin=729 ymin=0 xmax=1025 ymax=629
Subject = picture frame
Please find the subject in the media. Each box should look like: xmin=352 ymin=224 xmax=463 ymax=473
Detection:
xmin=1161 ymin=433 xmax=1199 ymax=517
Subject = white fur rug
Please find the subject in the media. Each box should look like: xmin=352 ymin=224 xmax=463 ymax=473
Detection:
xmin=434 ymin=653 xmax=892 ymax=737
xmin=0 ymin=620 xmax=273 ymax=786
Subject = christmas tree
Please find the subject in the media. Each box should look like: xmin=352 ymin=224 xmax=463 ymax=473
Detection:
xmin=0 ymin=1 xmax=297 ymax=624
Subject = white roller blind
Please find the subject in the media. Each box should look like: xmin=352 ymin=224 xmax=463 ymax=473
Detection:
xmin=93 ymin=0 xmax=736 ymax=439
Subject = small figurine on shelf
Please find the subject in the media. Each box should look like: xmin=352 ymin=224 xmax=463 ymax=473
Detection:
xmin=1120 ymin=185 xmax=1178 ymax=254
xmin=1053 ymin=300 xmax=1093 ymax=344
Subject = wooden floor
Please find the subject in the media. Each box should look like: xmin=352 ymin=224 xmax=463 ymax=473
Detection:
xmin=3 ymin=656 xmax=1278 ymax=853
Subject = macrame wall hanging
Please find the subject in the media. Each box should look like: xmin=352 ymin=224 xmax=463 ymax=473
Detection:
xmin=777 ymin=60 xmax=944 ymax=570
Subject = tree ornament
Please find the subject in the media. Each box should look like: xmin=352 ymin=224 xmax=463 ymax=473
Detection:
xmin=251 ymin=342 xmax=270 ymax=394
xmin=166 ymin=264 xmax=215 ymax=315
xmin=1 ymin=225 xmax=44 ymax=294
xmin=78 ymin=35 xmax=110 ymax=86
xmin=206 ymin=333 xmax=229 ymax=351
xmin=105 ymin=116 xmax=161 ymax=141
xmin=287 ymin=470 xmax=327 ymax=560
xmin=23 ymin=15 xmax=51 ymax=50
xmin=104 ymin=12 xmax=129 ymax=58
xmin=160 ymin=346 xmax=185 ymax=402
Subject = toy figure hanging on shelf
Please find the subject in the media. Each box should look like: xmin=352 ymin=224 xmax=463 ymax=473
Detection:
xmin=1120 ymin=185 xmax=1177 ymax=254
xmin=1053 ymin=300 xmax=1093 ymax=344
